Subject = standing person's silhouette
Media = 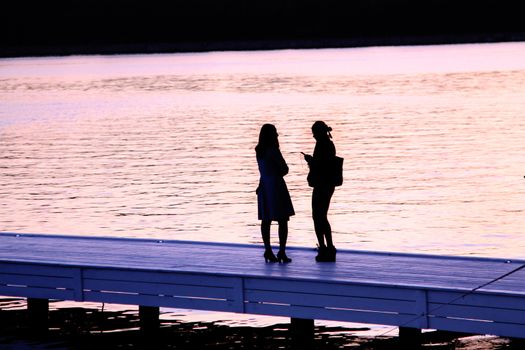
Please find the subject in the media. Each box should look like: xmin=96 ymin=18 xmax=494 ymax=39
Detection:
xmin=256 ymin=124 xmax=295 ymax=263
xmin=303 ymin=121 xmax=338 ymax=262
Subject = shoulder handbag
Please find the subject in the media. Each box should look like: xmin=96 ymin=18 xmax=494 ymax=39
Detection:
xmin=331 ymin=156 xmax=344 ymax=187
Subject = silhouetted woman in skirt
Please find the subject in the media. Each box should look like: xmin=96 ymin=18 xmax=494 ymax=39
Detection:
xmin=256 ymin=124 xmax=295 ymax=263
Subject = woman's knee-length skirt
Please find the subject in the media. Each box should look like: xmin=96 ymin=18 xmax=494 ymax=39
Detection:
xmin=257 ymin=176 xmax=295 ymax=221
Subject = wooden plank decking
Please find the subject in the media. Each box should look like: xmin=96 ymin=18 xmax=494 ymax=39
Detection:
xmin=1 ymin=232 xmax=525 ymax=338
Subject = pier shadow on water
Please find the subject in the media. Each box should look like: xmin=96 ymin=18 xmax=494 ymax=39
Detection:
xmin=0 ymin=298 xmax=523 ymax=349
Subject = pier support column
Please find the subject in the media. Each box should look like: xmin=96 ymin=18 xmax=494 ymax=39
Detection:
xmin=27 ymin=298 xmax=49 ymax=333
xmin=290 ymin=318 xmax=314 ymax=348
xmin=139 ymin=306 xmax=159 ymax=334
xmin=399 ymin=327 xmax=422 ymax=347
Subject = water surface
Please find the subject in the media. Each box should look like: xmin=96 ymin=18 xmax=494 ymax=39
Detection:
xmin=1 ymin=42 xmax=525 ymax=259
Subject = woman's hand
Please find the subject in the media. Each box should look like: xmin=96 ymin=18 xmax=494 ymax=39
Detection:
xmin=302 ymin=153 xmax=313 ymax=163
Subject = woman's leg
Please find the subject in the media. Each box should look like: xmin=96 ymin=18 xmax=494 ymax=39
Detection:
xmin=312 ymin=188 xmax=326 ymax=248
xmin=312 ymin=186 xmax=335 ymax=248
xmin=277 ymin=219 xmax=292 ymax=262
xmin=261 ymin=220 xmax=271 ymax=250
xmin=277 ymin=219 xmax=288 ymax=252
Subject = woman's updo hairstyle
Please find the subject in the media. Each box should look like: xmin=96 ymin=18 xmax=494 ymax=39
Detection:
xmin=312 ymin=121 xmax=332 ymax=139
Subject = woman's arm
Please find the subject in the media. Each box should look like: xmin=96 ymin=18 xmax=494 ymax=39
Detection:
xmin=313 ymin=140 xmax=336 ymax=165
xmin=269 ymin=148 xmax=289 ymax=176
xmin=276 ymin=149 xmax=289 ymax=176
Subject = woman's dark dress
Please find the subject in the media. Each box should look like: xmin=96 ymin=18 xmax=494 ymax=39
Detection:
xmin=257 ymin=147 xmax=295 ymax=221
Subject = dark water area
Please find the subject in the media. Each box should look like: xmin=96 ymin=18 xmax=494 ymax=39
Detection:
xmin=2 ymin=0 xmax=525 ymax=57
xmin=1 ymin=299 xmax=524 ymax=350
xmin=0 ymin=298 xmax=380 ymax=350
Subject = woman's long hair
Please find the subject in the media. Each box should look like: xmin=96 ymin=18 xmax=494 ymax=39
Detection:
xmin=255 ymin=124 xmax=279 ymax=159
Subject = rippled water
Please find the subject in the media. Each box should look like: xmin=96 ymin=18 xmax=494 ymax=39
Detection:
xmin=1 ymin=42 xmax=525 ymax=259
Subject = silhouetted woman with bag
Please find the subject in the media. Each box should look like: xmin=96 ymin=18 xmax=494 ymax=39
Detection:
xmin=256 ymin=124 xmax=295 ymax=263
xmin=303 ymin=121 xmax=339 ymax=262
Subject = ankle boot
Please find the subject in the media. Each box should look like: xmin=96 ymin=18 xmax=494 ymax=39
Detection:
xmin=326 ymin=246 xmax=337 ymax=262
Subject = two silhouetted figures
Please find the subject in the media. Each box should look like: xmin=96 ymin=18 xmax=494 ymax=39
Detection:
xmin=256 ymin=121 xmax=343 ymax=263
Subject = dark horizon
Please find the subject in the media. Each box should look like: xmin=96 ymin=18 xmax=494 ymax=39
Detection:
xmin=2 ymin=0 xmax=525 ymax=57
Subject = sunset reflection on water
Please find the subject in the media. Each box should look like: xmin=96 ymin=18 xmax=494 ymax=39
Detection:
xmin=1 ymin=42 xmax=525 ymax=259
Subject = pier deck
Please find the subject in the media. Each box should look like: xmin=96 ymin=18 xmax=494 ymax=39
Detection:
xmin=1 ymin=232 xmax=525 ymax=338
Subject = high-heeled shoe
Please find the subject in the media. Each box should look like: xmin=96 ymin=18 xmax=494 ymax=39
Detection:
xmin=264 ymin=249 xmax=278 ymax=263
xmin=277 ymin=250 xmax=292 ymax=263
